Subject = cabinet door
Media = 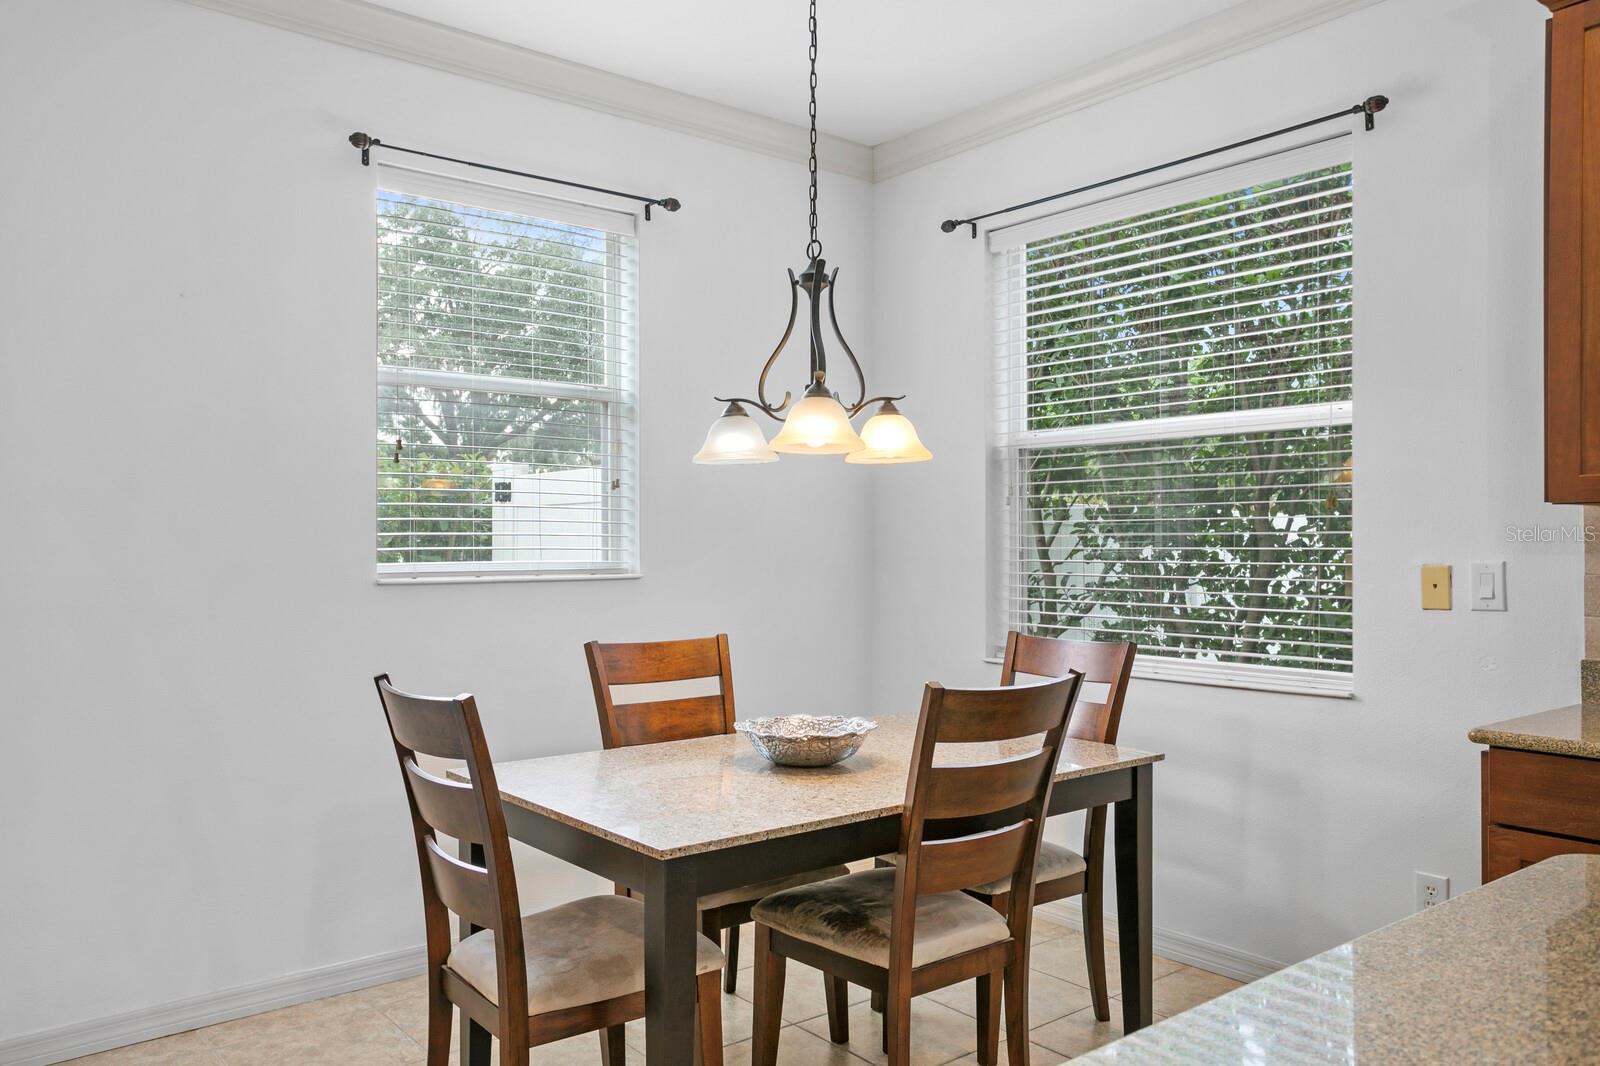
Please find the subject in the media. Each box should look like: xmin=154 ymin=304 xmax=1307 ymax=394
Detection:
xmin=1485 ymin=825 xmax=1600 ymax=882
xmin=1546 ymin=1 xmax=1600 ymax=500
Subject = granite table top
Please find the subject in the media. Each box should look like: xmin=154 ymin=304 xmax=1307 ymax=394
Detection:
xmin=1468 ymin=704 xmax=1600 ymax=760
xmin=448 ymin=712 xmax=1162 ymax=859
xmin=1078 ymin=854 xmax=1600 ymax=1065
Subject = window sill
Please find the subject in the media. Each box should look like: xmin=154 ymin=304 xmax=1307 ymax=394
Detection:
xmin=376 ymin=571 xmax=642 ymax=586
xmin=982 ymin=652 xmax=1353 ymax=699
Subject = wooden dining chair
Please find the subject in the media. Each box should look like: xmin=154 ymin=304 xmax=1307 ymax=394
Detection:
xmin=988 ymin=632 xmax=1136 ymax=1022
xmin=868 ymin=633 xmax=1136 ymax=1039
xmin=752 ymin=673 xmax=1083 ymax=1066
xmin=584 ymin=634 xmax=850 ymax=993
xmin=374 ymin=674 xmax=725 ymax=1066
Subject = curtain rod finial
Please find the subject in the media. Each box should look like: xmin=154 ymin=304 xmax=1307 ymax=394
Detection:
xmin=349 ymin=131 xmax=375 ymax=165
xmin=659 ymin=197 xmax=681 ymax=212
xmin=940 ymin=219 xmax=959 ymax=233
xmin=1362 ymin=95 xmax=1389 ymax=130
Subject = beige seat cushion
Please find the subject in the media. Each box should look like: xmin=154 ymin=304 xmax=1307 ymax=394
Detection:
xmin=876 ymin=842 xmax=1087 ymax=897
xmin=752 ymin=868 xmax=1010 ymax=969
xmin=699 ymin=864 xmax=851 ymax=911
xmin=446 ymin=895 xmax=721 ymax=1016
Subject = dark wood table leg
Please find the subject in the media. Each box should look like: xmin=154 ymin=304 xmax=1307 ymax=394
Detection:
xmin=1114 ymin=762 xmax=1153 ymax=1034
xmin=643 ymin=857 xmax=700 ymax=1066
xmin=458 ymin=840 xmax=493 ymax=1066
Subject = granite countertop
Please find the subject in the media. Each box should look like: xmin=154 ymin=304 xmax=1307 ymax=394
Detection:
xmin=1078 ymin=854 xmax=1600 ymax=1065
xmin=1468 ymin=704 xmax=1600 ymax=759
xmin=448 ymin=712 xmax=1162 ymax=859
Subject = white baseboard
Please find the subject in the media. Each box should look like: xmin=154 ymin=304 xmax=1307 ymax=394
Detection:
xmin=1036 ymin=901 xmax=1286 ymax=984
xmin=0 ymin=945 xmax=427 ymax=1066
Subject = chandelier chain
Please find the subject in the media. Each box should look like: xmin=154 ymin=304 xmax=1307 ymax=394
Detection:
xmin=806 ymin=0 xmax=821 ymax=262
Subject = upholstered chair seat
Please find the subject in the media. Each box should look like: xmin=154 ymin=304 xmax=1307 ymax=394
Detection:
xmin=752 ymin=868 xmax=1011 ymax=969
xmin=876 ymin=842 xmax=1087 ymax=897
xmin=447 ymin=894 xmax=722 ymax=1015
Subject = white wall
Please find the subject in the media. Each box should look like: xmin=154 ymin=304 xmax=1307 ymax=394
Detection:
xmin=1 ymin=0 xmax=1586 ymax=1053
xmin=0 ymin=0 xmax=876 ymax=1044
xmin=867 ymin=0 xmax=1580 ymax=971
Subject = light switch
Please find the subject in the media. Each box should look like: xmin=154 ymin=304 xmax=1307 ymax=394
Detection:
xmin=1471 ymin=560 xmax=1507 ymax=611
xmin=1421 ymin=564 xmax=1452 ymax=610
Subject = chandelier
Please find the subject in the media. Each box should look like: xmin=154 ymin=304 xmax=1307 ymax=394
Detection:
xmin=693 ymin=0 xmax=930 ymax=465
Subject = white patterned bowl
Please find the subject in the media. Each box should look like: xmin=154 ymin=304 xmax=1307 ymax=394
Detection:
xmin=734 ymin=715 xmax=878 ymax=767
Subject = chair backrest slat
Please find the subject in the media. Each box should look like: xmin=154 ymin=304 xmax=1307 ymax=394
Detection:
xmin=424 ymin=837 xmax=501 ymax=930
xmin=606 ymin=694 xmax=729 ymax=747
xmin=921 ymin=748 xmax=1054 ymax=822
xmin=586 ymin=634 xmax=737 ymax=749
xmin=403 ymin=760 xmax=488 ymax=844
xmin=914 ymin=822 xmax=1032 ymax=896
xmin=592 ymin=636 xmax=724 ymax=685
xmin=382 ymin=686 xmax=473 ymax=759
xmin=932 ymin=682 xmax=1079 ymax=744
xmin=374 ymin=674 xmax=528 ymax=1046
xmin=1000 ymin=632 xmax=1136 ymax=744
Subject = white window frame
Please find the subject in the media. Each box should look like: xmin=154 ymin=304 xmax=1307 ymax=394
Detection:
xmin=986 ymin=134 xmax=1357 ymax=698
xmin=373 ymin=163 xmax=641 ymax=585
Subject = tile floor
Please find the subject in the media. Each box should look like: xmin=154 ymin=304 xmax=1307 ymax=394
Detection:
xmin=67 ymin=904 xmax=1243 ymax=1065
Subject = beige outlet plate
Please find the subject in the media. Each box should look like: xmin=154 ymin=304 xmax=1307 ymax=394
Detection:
xmin=1421 ymin=564 xmax=1452 ymax=610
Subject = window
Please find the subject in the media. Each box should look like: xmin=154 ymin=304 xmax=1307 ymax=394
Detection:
xmin=374 ymin=169 xmax=638 ymax=581
xmin=990 ymin=139 xmax=1354 ymax=695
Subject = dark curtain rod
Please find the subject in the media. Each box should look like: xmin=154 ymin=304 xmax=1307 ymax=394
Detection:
xmin=347 ymin=132 xmax=682 ymax=220
xmin=939 ymin=94 xmax=1389 ymax=238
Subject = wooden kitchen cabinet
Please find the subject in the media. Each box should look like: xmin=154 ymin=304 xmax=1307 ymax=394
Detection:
xmin=1479 ymin=745 xmax=1600 ymax=882
xmin=1543 ymin=0 xmax=1600 ymax=501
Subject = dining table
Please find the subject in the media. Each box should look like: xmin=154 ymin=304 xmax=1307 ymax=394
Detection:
xmin=449 ymin=712 xmax=1163 ymax=1065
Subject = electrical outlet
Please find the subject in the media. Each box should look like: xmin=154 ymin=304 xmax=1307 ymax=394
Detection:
xmin=1415 ymin=871 xmax=1449 ymax=911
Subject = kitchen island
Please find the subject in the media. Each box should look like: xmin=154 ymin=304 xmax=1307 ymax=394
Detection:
xmin=1077 ymin=854 xmax=1600 ymax=1064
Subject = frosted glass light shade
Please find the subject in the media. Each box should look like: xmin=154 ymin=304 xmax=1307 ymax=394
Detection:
xmin=846 ymin=402 xmax=932 ymax=463
xmin=769 ymin=392 xmax=865 ymax=455
xmin=692 ymin=405 xmax=778 ymax=464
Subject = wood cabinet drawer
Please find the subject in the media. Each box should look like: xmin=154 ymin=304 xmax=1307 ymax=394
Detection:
xmin=1486 ymin=747 xmax=1600 ymax=839
xmin=1485 ymin=825 xmax=1600 ymax=882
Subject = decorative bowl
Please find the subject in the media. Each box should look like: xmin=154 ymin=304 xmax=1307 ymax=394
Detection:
xmin=734 ymin=715 xmax=878 ymax=767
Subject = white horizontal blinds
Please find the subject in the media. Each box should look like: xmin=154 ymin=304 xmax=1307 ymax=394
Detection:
xmin=992 ymin=148 xmax=1354 ymax=682
xmin=376 ymin=179 xmax=638 ymax=578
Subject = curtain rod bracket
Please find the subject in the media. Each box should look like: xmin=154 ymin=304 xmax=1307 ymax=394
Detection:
xmin=345 ymin=131 xmax=680 ymax=219
xmin=937 ymin=92 xmax=1390 ymax=237
xmin=1362 ymin=95 xmax=1389 ymax=131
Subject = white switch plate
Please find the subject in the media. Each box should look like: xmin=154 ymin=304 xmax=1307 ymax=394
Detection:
xmin=1470 ymin=560 xmax=1507 ymax=611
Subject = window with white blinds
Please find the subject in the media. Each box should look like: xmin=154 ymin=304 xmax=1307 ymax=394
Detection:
xmin=374 ymin=168 xmax=638 ymax=581
xmin=990 ymin=139 xmax=1354 ymax=695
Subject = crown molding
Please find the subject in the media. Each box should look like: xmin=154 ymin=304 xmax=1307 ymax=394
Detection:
xmin=177 ymin=0 xmax=875 ymax=181
xmin=871 ymin=0 xmax=1388 ymax=181
xmin=180 ymin=0 xmax=1386 ymax=186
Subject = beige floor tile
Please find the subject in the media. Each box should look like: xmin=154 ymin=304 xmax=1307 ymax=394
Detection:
xmin=948 ymin=1038 xmax=1069 ymax=1066
xmin=735 ymin=961 xmax=869 ymax=1024
xmin=795 ymin=995 xmax=981 ymax=1066
xmin=1142 ymin=965 xmax=1242 ymax=1017
xmin=197 ymin=990 xmax=368 ymax=1049
xmin=1027 ymin=912 xmax=1073 ymax=945
xmin=65 ymin=1032 xmax=223 ymax=1066
xmin=208 ymin=1008 xmax=421 ymax=1065
xmin=922 ymin=970 xmax=1093 ymax=1031
xmin=1028 ymin=1005 xmax=1169 ymax=1059
xmin=1026 ymin=934 xmax=1181 ymax=994
xmin=724 ymin=1024 xmax=871 ymax=1066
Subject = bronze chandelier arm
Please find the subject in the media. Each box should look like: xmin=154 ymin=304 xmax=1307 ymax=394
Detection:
xmin=713 ymin=395 xmax=789 ymax=420
xmin=752 ymin=269 xmax=800 ymax=416
xmin=847 ymin=394 xmax=906 ymax=417
xmin=826 ymin=267 xmax=867 ymax=411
